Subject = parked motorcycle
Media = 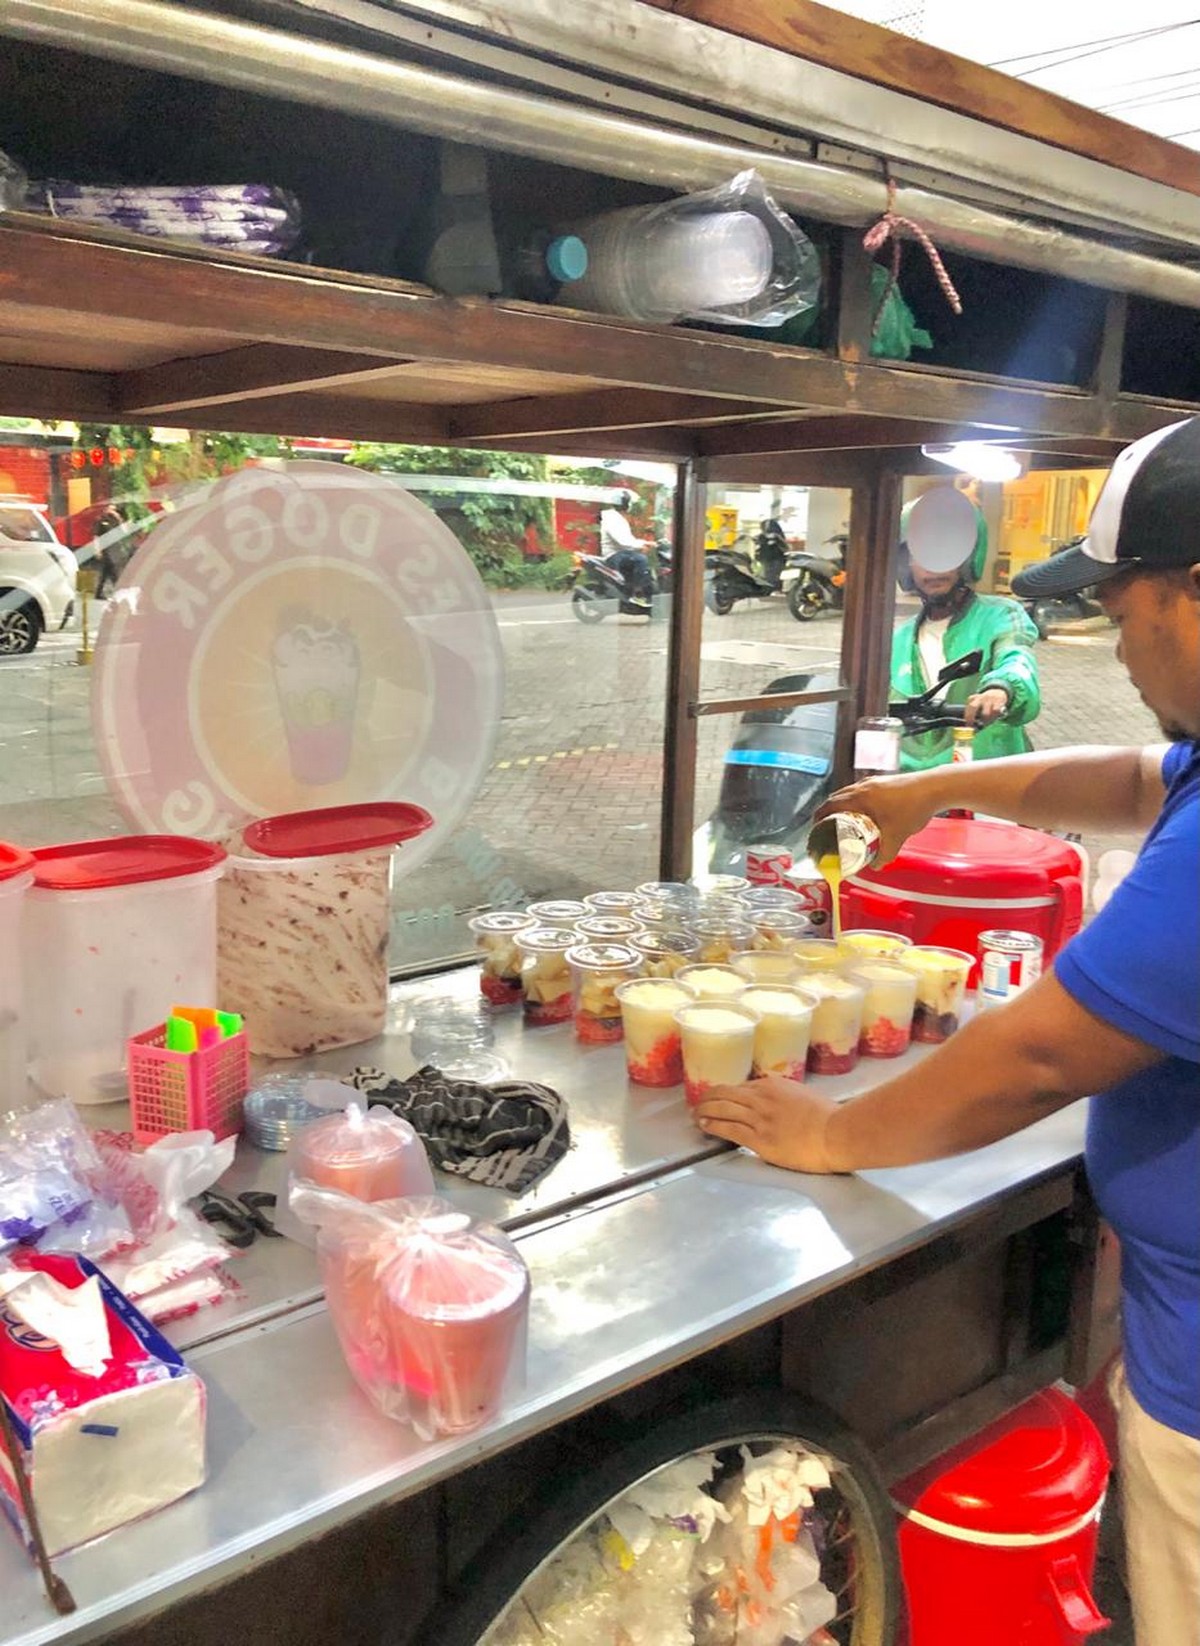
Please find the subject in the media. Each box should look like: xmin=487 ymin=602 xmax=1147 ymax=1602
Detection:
xmin=571 ymin=540 xmax=672 ymax=623
xmin=780 ymin=532 xmax=847 ymax=622
xmin=699 ymin=652 xmax=982 ymax=875
xmin=705 ymin=520 xmax=792 ymax=615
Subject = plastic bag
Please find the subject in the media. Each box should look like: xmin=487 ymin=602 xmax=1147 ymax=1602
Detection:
xmin=0 ymin=149 xmax=28 ymax=212
xmin=561 ymin=169 xmax=820 ymax=327
xmin=276 ymin=1096 xmax=434 ymax=1248
xmin=869 ymin=266 xmax=933 ymax=361
xmin=0 ymin=1101 xmax=131 ymax=1256
xmin=697 ymin=1447 xmax=837 ymax=1646
xmin=291 ymin=1187 xmax=528 ymax=1438
xmin=93 ymin=1130 xmax=237 ymax=1303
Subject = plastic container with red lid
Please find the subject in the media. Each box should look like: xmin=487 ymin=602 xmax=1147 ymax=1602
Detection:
xmin=893 ymin=1388 xmax=1110 ymax=1645
xmin=23 ymin=835 xmax=226 ymax=1105
xmin=0 ymin=842 xmax=35 ymax=1108
xmin=218 ymin=802 xmax=434 ymax=1059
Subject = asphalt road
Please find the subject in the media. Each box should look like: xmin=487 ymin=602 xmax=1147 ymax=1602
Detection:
xmin=0 ymin=588 xmax=1160 ymax=967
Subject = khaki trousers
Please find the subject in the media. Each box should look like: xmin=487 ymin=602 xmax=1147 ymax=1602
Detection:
xmin=1112 ymin=1362 xmax=1200 ymax=1646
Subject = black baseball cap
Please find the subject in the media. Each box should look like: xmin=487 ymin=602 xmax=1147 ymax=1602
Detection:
xmin=1012 ymin=416 xmax=1200 ymax=599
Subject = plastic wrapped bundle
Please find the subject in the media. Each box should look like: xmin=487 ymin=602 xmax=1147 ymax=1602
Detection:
xmin=560 ymin=169 xmax=820 ymax=328
xmin=291 ymin=1187 xmax=529 ymax=1439
xmin=24 ymin=178 xmax=302 ymax=256
xmin=696 ymin=1447 xmax=838 ymax=1646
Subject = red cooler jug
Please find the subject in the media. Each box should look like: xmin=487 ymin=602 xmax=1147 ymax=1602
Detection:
xmin=843 ymin=818 xmax=1085 ymax=984
xmin=893 ymin=1389 xmax=1110 ymax=1645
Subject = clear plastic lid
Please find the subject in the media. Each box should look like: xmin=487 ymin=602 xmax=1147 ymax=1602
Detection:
xmin=565 ymin=942 xmax=642 ymax=972
xmin=526 ymin=900 xmax=588 ymax=927
xmin=583 ymin=891 xmax=641 ymax=915
xmin=575 ymin=915 xmax=642 ymax=940
xmin=515 ymin=926 xmax=575 ymax=954
xmin=468 ymin=911 xmax=535 ymax=936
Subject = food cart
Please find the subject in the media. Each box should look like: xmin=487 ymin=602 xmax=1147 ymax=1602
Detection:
xmin=0 ymin=1 xmax=1197 ymax=1641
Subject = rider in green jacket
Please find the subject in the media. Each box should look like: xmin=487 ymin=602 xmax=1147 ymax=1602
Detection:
xmin=892 ymin=493 xmax=1042 ymax=770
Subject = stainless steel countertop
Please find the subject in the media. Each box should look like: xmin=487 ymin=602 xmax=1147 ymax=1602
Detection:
xmin=0 ymin=966 xmax=1088 ymax=1645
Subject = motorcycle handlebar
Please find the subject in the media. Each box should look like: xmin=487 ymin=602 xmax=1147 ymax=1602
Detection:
xmin=887 ymin=701 xmax=969 ymax=730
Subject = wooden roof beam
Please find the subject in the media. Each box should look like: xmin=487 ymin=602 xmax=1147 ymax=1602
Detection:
xmin=0 ymin=363 xmax=116 ymax=421
xmin=117 ymin=345 xmax=414 ymax=418
xmin=641 ymin=0 xmax=1200 ymax=197
xmin=449 ymin=389 xmax=797 ymax=443
xmin=2 ymin=223 xmax=1161 ymax=439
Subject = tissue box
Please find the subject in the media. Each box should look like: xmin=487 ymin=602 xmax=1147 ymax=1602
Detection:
xmin=0 ymin=1253 xmax=206 ymax=1557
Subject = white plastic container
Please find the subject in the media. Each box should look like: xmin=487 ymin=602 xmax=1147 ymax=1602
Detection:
xmin=0 ymin=843 xmax=34 ymax=1110
xmin=565 ymin=207 xmax=772 ymax=322
xmin=217 ymin=802 xmax=432 ymax=1059
xmin=24 ymin=837 xmax=226 ymax=1104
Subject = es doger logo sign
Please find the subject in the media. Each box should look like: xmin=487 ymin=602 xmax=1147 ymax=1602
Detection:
xmin=93 ymin=464 xmax=503 ymax=872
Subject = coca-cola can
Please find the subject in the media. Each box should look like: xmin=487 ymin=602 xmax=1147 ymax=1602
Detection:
xmin=781 ymin=867 xmax=834 ymax=932
xmin=978 ymin=930 xmax=1044 ymax=1007
xmin=745 ymin=845 xmax=793 ymax=886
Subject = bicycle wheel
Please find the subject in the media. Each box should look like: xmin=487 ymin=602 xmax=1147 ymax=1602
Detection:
xmin=421 ymin=1391 xmax=903 ymax=1646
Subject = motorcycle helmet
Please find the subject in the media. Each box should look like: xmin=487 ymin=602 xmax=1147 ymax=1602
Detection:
xmin=897 ymin=486 xmax=986 ymax=593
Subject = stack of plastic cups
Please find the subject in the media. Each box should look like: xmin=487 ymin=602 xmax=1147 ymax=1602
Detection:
xmin=565 ymin=209 xmax=773 ymax=323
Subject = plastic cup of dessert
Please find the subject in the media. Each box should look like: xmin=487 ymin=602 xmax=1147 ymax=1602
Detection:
xmin=525 ymin=899 xmax=588 ymax=929
xmin=616 ymin=976 xmax=696 ymax=1086
xmin=740 ymin=885 xmax=805 ymax=914
xmin=631 ymin=929 xmax=700 ymax=978
xmin=675 ymin=963 xmax=749 ymax=1002
xmin=749 ymin=909 xmax=810 ymax=952
xmin=468 ymin=911 xmax=535 ymax=1008
xmin=690 ymin=918 xmax=757 ymax=965
xmin=635 ymin=880 xmax=699 ymax=906
xmin=699 ymin=874 xmax=751 ymax=896
xmin=837 ymin=929 xmax=913 ymax=962
xmin=740 ymin=984 xmax=817 ymax=1080
xmin=896 ymin=946 xmax=975 ymax=1043
xmin=630 ymin=898 xmax=696 ymax=933
xmin=515 ymin=927 xmax=575 ymax=1026
xmin=574 ymin=914 xmax=643 ymax=942
xmin=565 ymin=942 xmax=642 ymax=1044
xmin=801 ymin=973 xmax=867 ymax=1075
xmin=674 ymin=999 xmax=761 ymax=1106
xmin=790 ymin=938 xmax=847 ymax=973
xmin=583 ymin=891 xmax=642 ymax=917
xmin=732 ymin=950 xmax=804 ymax=986
xmin=846 ymin=961 xmax=919 ymax=1058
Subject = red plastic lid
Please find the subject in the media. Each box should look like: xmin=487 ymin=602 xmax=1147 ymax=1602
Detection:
xmin=243 ymin=802 xmax=434 ymax=859
xmin=892 ymin=1389 xmax=1109 ymax=1537
xmin=856 ymin=818 xmax=1083 ymax=901
xmin=31 ymin=835 xmax=226 ymax=891
xmin=0 ymin=843 xmax=35 ymax=884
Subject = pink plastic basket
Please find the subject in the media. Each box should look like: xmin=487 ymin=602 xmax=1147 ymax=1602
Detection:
xmin=127 ymin=1023 xmax=250 ymax=1144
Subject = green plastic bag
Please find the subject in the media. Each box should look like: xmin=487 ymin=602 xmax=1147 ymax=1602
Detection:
xmin=869 ymin=266 xmax=933 ymax=361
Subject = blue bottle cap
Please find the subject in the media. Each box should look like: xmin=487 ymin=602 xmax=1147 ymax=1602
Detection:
xmin=546 ymin=235 xmax=588 ymax=284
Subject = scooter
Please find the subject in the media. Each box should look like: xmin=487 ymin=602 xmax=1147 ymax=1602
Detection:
xmin=698 ymin=652 xmax=983 ymax=875
xmin=1017 ymin=536 xmax=1106 ymax=638
xmin=780 ymin=533 xmax=847 ymax=622
xmin=570 ymin=541 xmax=672 ymax=623
xmin=705 ymin=521 xmax=791 ymax=616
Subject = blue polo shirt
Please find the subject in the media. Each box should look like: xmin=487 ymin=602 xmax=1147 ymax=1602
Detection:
xmin=1056 ymin=740 xmax=1200 ymax=1439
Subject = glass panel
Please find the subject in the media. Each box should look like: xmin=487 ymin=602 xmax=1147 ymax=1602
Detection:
xmin=0 ymin=428 xmax=672 ymax=974
xmin=698 ymin=483 xmax=846 ymax=707
xmin=893 ymin=467 xmax=1156 ymax=900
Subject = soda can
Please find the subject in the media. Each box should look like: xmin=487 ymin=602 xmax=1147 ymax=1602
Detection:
xmin=745 ymin=845 xmax=793 ymax=886
xmin=780 ymin=868 xmax=834 ymax=932
xmin=806 ymin=811 xmax=882 ymax=878
xmin=978 ymin=930 xmax=1044 ymax=1007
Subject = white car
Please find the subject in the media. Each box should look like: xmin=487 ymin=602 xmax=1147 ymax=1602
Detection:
xmin=0 ymin=501 xmax=77 ymax=655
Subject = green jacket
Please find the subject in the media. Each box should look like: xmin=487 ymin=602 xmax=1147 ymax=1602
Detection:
xmin=890 ymin=593 xmax=1041 ymax=770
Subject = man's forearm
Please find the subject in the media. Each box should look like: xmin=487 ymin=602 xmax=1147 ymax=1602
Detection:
xmin=823 ymin=1006 xmax=1076 ymax=1169
xmin=916 ymin=745 xmax=1163 ymax=833
xmin=822 ymin=972 xmax=1161 ymax=1171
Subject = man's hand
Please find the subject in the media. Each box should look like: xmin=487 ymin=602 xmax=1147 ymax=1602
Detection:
xmin=695 ymin=1075 xmax=843 ymax=1173
xmin=965 ymin=686 xmax=1010 ymax=726
xmin=815 ymin=771 xmax=946 ymax=863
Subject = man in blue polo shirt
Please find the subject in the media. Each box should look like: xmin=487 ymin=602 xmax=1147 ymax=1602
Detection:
xmin=697 ymin=418 xmax=1200 ymax=1646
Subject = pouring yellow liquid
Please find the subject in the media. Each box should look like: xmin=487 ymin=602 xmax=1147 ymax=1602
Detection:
xmin=818 ymin=851 xmax=843 ymax=938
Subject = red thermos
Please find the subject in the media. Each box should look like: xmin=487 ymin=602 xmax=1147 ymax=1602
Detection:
xmin=893 ymin=1389 xmax=1110 ymax=1645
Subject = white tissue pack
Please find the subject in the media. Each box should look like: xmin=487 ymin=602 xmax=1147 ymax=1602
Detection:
xmin=0 ymin=1252 xmax=206 ymax=1556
